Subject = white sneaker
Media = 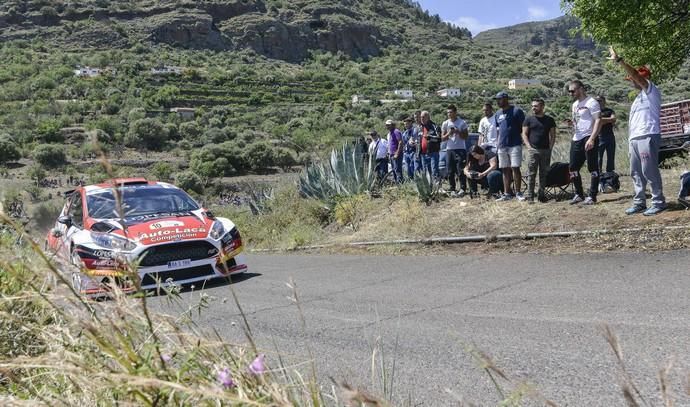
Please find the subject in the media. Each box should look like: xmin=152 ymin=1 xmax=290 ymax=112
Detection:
xmin=457 ymin=189 xmax=466 ymax=198
xmin=570 ymin=194 xmax=584 ymax=205
xmin=516 ymin=192 xmax=526 ymax=201
xmin=582 ymin=196 xmax=596 ymax=205
xmin=495 ymin=194 xmax=514 ymax=202
xmin=449 ymin=191 xmax=458 ymax=198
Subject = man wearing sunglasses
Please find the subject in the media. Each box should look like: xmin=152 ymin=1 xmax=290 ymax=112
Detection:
xmin=568 ymin=80 xmax=602 ymax=205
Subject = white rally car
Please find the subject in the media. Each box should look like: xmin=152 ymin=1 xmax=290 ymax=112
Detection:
xmin=46 ymin=178 xmax=247 ymax=297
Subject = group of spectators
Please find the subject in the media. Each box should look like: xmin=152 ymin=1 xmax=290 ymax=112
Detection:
xmin=360 ymin=47 xmax=669 ymax=216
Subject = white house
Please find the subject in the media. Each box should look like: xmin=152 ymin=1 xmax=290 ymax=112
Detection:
xmin=393 ymin=89 xmax=414 ymax=99
xmin=508 ymin=79 xmax=542 ymax=89
xmin=74 ymin=66 xmax=103 ymax=78
xmin=171 ymin=107 xmax=195 ymax=119
xmin=151 ymin=65 xmax=183 ymax=75
xmin=352 ymin=95 xmax=371 ymax=106
xmin=436 ymin=88 xmax=462 ymax=98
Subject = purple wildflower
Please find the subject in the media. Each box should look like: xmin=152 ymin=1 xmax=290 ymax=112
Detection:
xmin=216 ymin=367 xmax=236 ymax=388
xmin=248 ymin=354 xmax=266 ymax=375
xmin=160 ymin=353 xmax=172 ymax=363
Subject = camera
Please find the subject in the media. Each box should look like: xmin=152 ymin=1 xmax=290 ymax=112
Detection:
xmin=469 ymin=171 xmax=480 ymax=180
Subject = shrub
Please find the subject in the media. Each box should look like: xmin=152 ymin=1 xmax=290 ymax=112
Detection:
xmin=333 ymin=194 xmax=370 ymax=231
xmin=179 ymin=121 xmax=202 ymax=142
xmin=203 ymin=127 xmax=227 ymax=144
xmin=174 ymin=171 xmax=204 ymax=194
xmin=31 ymin=201 xmax=63 ymax=231
xmin=273 ymin=147 xmax=298 ymax=170
xmin=125 ymin=118 xmax=168 ymax=152
xmin=26 ymin=165 xmax=46 ymax=184
xmin=32 ymin=144 xmax=67 ymax=168
xmin=189 ymin=142 xmax=247 ymax=177
xmin=36 ymin=119 xmax=64 ymax=143
xmin=0 ymin=137 xmax=21 ymax=164
xmin=245 ymin=141 xmax=275 ymax=171
xmin=151 ymin=161 xmax=175 ymax=181
xmin=25 ymin=185 xmax=45 ymax=202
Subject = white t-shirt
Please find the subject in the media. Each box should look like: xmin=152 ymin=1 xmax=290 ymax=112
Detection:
xmin=368 ymin=138 xmax=388 ymax=159
xmin=629 ymin=81 xmax=661 ymax=140
xmin=478 ymin=116 xmax=498 ymax=147
xmin=441 ymin=117 xmax=468 ymax=150
xmin=571 ymin=96 xmax=601 ymax=141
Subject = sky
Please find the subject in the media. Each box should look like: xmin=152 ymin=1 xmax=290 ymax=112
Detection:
xmin=417 ymin=0 xmax=564 ymax=36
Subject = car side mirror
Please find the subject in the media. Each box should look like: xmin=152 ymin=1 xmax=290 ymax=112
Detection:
xmin=57 ymin=215 xmax=72 ymax=227
xmin=51 ymin=228 xmax=63 ymax=238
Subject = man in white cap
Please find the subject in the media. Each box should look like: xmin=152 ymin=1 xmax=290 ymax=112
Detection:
xmin=385 ymin=119 xmax=404 ymax=184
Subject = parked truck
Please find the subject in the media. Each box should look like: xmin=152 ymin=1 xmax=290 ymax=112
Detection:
xmin=660 ymin=99 xmax=690 ymax=157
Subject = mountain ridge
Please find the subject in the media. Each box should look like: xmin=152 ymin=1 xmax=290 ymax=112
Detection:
xmin=0 ymin=0 xmax=471 ymax=63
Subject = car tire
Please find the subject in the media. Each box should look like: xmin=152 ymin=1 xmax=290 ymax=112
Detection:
xmin=71 ymin=272 xmax=83 ymax=293
xmin=70 ymin=245 xmax=82 ymax=269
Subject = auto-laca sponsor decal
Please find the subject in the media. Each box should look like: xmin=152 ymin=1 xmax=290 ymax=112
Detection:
xmin=137 ymin=227 xmax=207 ymax=243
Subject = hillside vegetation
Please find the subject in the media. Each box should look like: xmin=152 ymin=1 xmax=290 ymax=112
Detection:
xmin=1 ymin=0 xmax=690 ymax=234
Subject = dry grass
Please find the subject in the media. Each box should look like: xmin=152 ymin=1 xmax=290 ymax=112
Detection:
xmin=318 ymin=154 xmax=690 ymax=252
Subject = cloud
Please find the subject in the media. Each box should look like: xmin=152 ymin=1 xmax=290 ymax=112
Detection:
xmin=448 ymin=16 xmax=498 ymax=36
xmin=527 ymin=6 xmax=549 ymax=19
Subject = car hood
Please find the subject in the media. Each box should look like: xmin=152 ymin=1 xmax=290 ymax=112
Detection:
xmin=89 ymin=210 xmax=214 ymax=246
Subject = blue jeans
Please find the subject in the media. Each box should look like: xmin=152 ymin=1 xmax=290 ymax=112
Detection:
xmin=390 ymin=154 xmax=404 ymax=183
xmin=469 ymin=170 xmax=504 ymax=194
xmin=420 ymin=152 xmax=440 ymax=180
xmin=403 ymin=152 xmax=417 ymax=180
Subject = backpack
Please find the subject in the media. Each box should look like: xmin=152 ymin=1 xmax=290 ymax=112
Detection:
xmin=598 ymin=171 xmax=620 ymax=193
xmin=679 ymin=171 xmax=690 ymax=198
xmin=545 ymin=162 xmax=571 ymax=187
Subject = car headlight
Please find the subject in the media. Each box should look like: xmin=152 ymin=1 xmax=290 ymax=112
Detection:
xmin=209 ymin=221 xmax=225 ymax=240
xmin=90 ymin=232 xmax=137 ymax=251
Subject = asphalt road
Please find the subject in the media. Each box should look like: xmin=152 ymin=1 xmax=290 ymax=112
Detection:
xmin=148 ymin=252 xmax=690 ymax=406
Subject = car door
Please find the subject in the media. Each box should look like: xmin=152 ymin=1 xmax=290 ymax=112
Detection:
xmin=63 ymin=192 xmax=85 ymax=259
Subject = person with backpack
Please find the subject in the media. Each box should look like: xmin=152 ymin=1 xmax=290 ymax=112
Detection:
xmin=609 ymin=47 xmax=667 ymax=215
xmin=522 ymin=98 xmax=557 ymax=203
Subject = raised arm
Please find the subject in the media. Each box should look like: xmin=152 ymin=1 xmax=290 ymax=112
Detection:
xmin=609 ymin=46 xmax=649 ymax=91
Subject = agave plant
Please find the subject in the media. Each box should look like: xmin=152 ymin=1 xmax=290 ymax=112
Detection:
xmin=298 ymin=143 xmax=376 ymax=207
xmin=414 ymin=171 xmax=441 ymax=205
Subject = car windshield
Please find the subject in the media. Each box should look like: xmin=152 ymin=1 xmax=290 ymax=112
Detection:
xmin=86 ymin=185 xmax=200 ymax=219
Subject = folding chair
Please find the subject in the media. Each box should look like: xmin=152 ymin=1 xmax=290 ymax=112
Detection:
xmin=542 ymin=162 xmax=575 ymax=201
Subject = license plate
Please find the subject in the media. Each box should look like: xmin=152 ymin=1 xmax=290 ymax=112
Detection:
xmin=167 ymin=259 xmax=191 ymax=268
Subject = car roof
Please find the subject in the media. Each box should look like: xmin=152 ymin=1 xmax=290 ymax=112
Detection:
xmin=83 ymin=179 xmax=179 ymax=195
